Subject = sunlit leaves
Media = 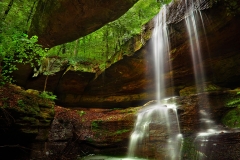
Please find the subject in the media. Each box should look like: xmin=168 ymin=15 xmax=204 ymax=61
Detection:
xmin=1 ymin=33 xmax=47 ymax=83
xmin=47 ymin=0 xmax=162 ymax=72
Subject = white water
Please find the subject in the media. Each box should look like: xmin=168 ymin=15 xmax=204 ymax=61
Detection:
xmin=127 ymin=101 xmax=182 ymax=159
xmin=184 ymin=0 xmax=223 ymax=159
xmin=184 ymin=0 xmax=217 ymax=129
xmin=185 ymin=0 xmax=206 ymax=91
xmin=153 ymin=5 xmax=170 ymax=100
xmin=127 ymin=6 xmax=182 ymax=160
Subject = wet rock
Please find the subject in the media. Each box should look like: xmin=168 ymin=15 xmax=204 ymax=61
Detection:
xmin=175 ymin=89 xmax=240 ymax=135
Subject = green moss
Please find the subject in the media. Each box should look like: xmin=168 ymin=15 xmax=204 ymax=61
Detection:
xmin=40 ymin=112 xmax=52 ymax=119
xmin=114 ymin=129 xmax=130 ymax=135
xmin=226 ymin=99 xmax=240 ymax=107
xmin=91 ymin=120 xmax=102 ymax=129
xmin=222 ymin=108 xmax=240 ymax=128
xmin=17 ymin=100 xmax=25 ymax=107
xmin=223 ymin=91 xmax=240 ymax=107
xmin=77 ymin=110 xmax=86 ymax=117
xmin=39 ymin=91 xmax=57 ymax=101
xmin=181 ymin=137 xmax=206 ymax=159
xmin=179 ymin=83 xmax=224 ymax=96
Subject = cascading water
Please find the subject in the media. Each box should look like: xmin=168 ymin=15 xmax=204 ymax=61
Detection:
xmin=184 ymin=0 xmax=214 ymax=130
xmin=127 ymin=6 xmax=182 ymax=160
xmin=184 ymin=0 xmax=226 ymax=159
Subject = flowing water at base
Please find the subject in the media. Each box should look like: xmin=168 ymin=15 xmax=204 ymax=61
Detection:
xmin=127 ymin=5 xmax=182 ymax=160
xmin=127 ymin=100 xmax=182 ymax=160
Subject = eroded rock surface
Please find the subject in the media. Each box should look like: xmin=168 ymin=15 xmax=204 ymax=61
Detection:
xmin=28 ymin=0 xmax=139 ymax=48
xmin=0 ymin=84 xmax=55 ymax=159
xmin=12 ymin=0 xmax=240 ymax=108
xmin=41 ymin=106 xmax=138 ymax=159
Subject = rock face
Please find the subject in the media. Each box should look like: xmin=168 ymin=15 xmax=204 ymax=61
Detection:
xmin=12 ymin=0 xmax=240 ymax=108
xmin=25 ymin=89 xmax=239 ymax=159
xmin=127 ymin=89 xmax=240 ymax=159
xmin=4 ymin=0 xmax=240 ymax=159
xmin=0 ymin=84 xmax=55 ymax=159
xmin=36 ymin=106 xmax=138 ymax=159
xmin=167 ymin=0 xmax=240 ymax=91
xmin=28 ymin=0 xmax=139 ymax=48
xmin=1 ymin=87 xmax=240 ymax=159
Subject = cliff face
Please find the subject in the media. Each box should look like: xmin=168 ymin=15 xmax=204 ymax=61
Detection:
xmin=13 ymin=0 xmax=240 ymax=108
xmin=167 ymin=0 xmax=240 ymax=91
xmin=3 ymin=0 xmax=240 ymax=159
xmin=28 ymin=0 xmax=139 ymax=48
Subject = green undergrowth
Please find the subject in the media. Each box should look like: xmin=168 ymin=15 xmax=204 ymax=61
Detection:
xmin=221 ymin=89 xmax=240 ymax=128
xmin=179 ymin=83 xmax=225 ymax=96
xmin=181 ymin=137 xmax=207 ymax=159
xmin=222 ymin=108 xmax=240 ymax=128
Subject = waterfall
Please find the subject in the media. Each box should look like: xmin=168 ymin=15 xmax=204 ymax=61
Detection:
xmin=184 ymin=0 xmax=227 ymax=159
xmin=185 ymin=0 xmax=216 ymax=130
xmin=127 ymin=6 xmax=182 ymax=160
xmin=153 ymin=5 xmax=170 ymax=101
xmin=184 ymin=0 xmax=206 ymax=93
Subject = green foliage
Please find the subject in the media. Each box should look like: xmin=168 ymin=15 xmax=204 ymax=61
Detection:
xmin=39 ymin=91 xmax=57 ymax=100
xmin=0 ymin=0 xmax=47 ymax=83
xmin=0 ymin=0 xmax=171 ymax=83
xmin=226 ymin=98 xmax=240 ymax=107
xmin=158 ymin=0 xmax=172 ymax=4
xmin=114 ymin=129 xmax=130 ymax=135
xmin=77 ymin=110 xmax=86 ymax=117
xmin=222 ymin=108 xmax=240 ymax=128
xmin=1 ymin=33 xmax=48 ymax=83
xmin=47 ymin=0 xmax=164 ymax=72
xmin=181 ymin=137 xmax=206 ymax=159
xmin=17 ymin=99 xmax=25 ymax=107
xmin=91 ymin=121 xmax=100 ymax=129
xmin=0 ymin=0 xmax=36 ymax=28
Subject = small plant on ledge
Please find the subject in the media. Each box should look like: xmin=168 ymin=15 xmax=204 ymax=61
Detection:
xmin=39 ymin=91 xmax=57 ymax=101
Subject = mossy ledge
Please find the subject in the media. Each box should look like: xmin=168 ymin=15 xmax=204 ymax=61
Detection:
xmin=0 ymin=83 xmax=55 ymax=136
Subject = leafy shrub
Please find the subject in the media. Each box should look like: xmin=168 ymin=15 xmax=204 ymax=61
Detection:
xmin=0 ymin=33 xmax=48 ymax=83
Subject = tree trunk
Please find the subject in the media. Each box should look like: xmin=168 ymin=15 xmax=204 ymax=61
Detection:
xmin=73 ymin=39 xmax=79 ymax=57
xmin=26 ymin=0 xmax=38 ymax=26
xmin=2 ymin=0 xmax=14 ymax=21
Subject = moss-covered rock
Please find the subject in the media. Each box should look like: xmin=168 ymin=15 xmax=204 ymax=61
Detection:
xmin=179 ymin=82 xmax=226 ymax=96
xmin=46 ymin=106 xmax=140 ymax=159
xmin=0 ymin=83 xmax=55 ymax=136
xmin=222 ymin=108 xmax=240 ymax=128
